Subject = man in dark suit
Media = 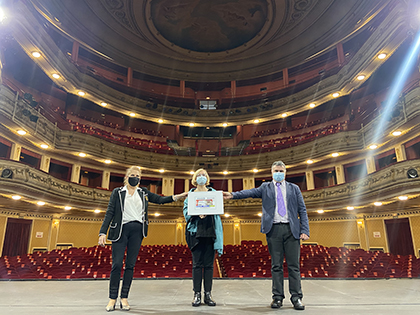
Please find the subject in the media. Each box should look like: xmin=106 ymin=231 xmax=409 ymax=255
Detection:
xmin=224 ymin=160 xmax=309 ymax=310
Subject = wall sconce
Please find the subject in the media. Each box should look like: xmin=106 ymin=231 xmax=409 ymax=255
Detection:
xmin=53 ymin=220 xmax=59 ymax=227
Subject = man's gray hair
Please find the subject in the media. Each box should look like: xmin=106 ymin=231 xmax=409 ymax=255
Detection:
xmin=271 ymin=161 xmax=286 ymax=169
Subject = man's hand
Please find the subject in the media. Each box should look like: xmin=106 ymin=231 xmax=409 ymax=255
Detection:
xmin=98 ymin=234 xmax=106 ymax=246
xmin=223 ymin=192 xmax=233 ymax=200
xmin=300 ymin=233 xmax=309 ymax=240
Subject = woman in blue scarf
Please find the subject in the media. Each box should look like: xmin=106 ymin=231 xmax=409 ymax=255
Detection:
xmin=183 ymin=168 xmax=223 ymax=307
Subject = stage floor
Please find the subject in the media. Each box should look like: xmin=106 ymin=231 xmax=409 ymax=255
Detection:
xmin=1 ymin=278 xmax=419 ymax=314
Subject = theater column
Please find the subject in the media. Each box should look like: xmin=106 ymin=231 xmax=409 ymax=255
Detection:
xmin=365 ymin=156 xmax=376 ymax=174
xmin=228 ymin=179 xmax=232 ymax=192
xmin=395 ymin=144 xmax=407 ymax=162
xmin=162 ymin=177 xmax=175 ymax=196
xmin=305 ymin=171 xmax=315 ymax=190
xmin=40 ymin=155 xmax=50 ymax=173
xmin=102 ymin=170 xmax=110 ymax=190
xmin=335 ymin=164 xmax=345 ymax=185
xmin=10 ymin=143 xmax=21 ymax=161
xmin=71 ymin=164 xmax=81 ymax=183
xmin=242 ymin=177 xmax=255 ymax=190
xmin=184 ymin=179 xmax=190 ymax=192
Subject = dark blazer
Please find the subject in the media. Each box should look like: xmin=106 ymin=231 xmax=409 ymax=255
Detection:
xmin=99 ymin=186 xmax=174 ymax=241
xmin=232 ymin=181 xmax=309 ymax=239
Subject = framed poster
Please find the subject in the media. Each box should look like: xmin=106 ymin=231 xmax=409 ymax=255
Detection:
xmin=187 ymin=190 xmax=224 ymax=215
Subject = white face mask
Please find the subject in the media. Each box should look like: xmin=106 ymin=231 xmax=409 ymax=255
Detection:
xmin=196 ymin=175 xmax=207 ymax=186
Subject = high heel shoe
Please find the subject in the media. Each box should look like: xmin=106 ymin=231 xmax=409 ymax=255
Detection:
xmin=120 ymin=301 xmax=131 ymax=311
xmin=105 ymin=300 xmax=116 ymax=312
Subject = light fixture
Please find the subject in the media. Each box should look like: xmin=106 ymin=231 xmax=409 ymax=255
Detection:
xmin=253 ymin=119 xmax=259 ymax=123
xmin=398 ymin=196 xmax=408 ymax=201
xmin=392 ymin=131 xmax=402 ymax=136
xmin=377 ymin=53 xmax=387 ymax=60
xmin=64 ymin=206 xmax=72 ymax=210
xmin=331 ymin=152 xmax=339 ymax=157
xmin=369 ymin=144 xmax=378 ymax=150
xmin=309 ymin=103 xmax=316 ymax=108
xmin=94 ymin=209 xmax=101 ymax=213
xmin=257 ymin=213 xmax=262 ymax=217
xmin=77 ymin=91 xmax=86 ymax=96
xmin=158 ymin=119 xmax=163 ymax=123
xmin=281 ymin=113 xmax=287 ymax=117
xmin=17 ymin=130 xmax=27 ymax=135
xmin=189 ymin=171 xmax=194 ymax=175
xmin=104 ymin=160 xmax=112 ymax=164
xmin=32 ymin=51 xmax=41 ymax=58
xmin=154 ymin=212 xmax=161 ymax=217
xmin=0 ymin=8 xmax=6 ymax=22
xmin=253 ymin=169 xmax=259 ymax=173
xmin=317 ymin=210 xmax=324 ymax=214
xmin=332 ymin=92 xmax=340 ymax=98
xmin=78 ymin=152 xmax=87 ymax=157
xmin=37 ymin=201 xmax=45 ymax=206
xmin=223 ymin=171 xmax=228 ymax=175
xmin=306 ymin=160 xmax=314 ymax=164
xmin=357 ymin=221 xmax=363 ymax=225
xmin=52 ymin=73 xmax=60 ymax=79
xmin=347 ymin=206 xmax=354 ymax=211
xmin=224 ymin=214 xmax=230 ymax=218
xmin=206 ymin=96 xmax=210 ymax=100
xmin=189 ymin=123 xmax=195 ymax=127
xmin=374 ymin=202 xmax=382 ymax=206
xmin=357 ymin=75 xmax=365 ymax=81
xmin=129 ymin=113 xmax=135 ymax=117
xmin=222 ymin=123 xmax=228 ymax=127
xmin=12 ymin=195 xmax=21 ymax=200
xmin=40 ymin=144 xmax=49 ymax=149
xmin=159 ymin=169 xmax=165 ymax=173
xmin=100 ymin=102 xmax=107 ymax=107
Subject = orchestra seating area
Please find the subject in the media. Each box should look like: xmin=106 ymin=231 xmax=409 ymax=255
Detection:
xmin=1 ymin=243 xmax=418 ymax=280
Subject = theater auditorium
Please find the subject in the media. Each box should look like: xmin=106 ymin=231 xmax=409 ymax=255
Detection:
xmin=1 ymin=1 xmax=420 ymax=314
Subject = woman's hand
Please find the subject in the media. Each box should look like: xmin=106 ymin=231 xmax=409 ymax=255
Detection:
xmin=98 ymin=234 xmax=106 ymax=246
xmin=199 ymin=215 xmax=206 ymax=219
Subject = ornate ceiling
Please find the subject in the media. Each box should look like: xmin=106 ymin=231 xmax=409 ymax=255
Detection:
xmin=29 ymin=0 xmax=388 ymax=82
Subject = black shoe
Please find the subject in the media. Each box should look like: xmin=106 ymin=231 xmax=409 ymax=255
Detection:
xmin=204 ymin=292 xmax=216 ymax=306
xmin=271 ymin=299 xmax=283 ymax=308
xmin=192 ymin=292 xmax=201 ymax=307
xmin=292 ymin=298 xmax=305 ymax=310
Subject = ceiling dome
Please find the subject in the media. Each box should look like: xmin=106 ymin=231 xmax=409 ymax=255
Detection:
xmin=149 ymin=0 xmax=269 ymax=53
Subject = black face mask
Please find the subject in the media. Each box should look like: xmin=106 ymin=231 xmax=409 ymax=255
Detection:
xmin=128 ymin=176 xmax=140 ymax=187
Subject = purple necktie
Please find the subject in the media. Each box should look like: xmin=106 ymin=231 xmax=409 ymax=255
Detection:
xmin=276 ymin=182 xmax=286 ymax=217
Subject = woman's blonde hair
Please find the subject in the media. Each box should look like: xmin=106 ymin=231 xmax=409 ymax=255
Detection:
xmin=123 ymin=166 xmax=141 ymax=186
xmin=191 ymin=168 xmax=210 ymax=187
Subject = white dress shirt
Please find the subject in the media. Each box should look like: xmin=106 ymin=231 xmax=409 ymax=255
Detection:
xmin=273 ymin=180 xmax=289 ymax=223
xmin=122 ymin=186 xmax=144 ymax=224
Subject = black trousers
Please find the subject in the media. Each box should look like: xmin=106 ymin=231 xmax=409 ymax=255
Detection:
xmin=109 ymin=221 xmax=143 ymax=299
xmin=191 ymin=237 xmax=215 ymax=293
xmin=266 ymin=223 xmax=302 ymax=302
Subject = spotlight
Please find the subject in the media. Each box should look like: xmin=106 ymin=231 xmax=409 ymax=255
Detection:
xmin=347 ymin=206 xmax=354 ymax=210
xmin=12 ymin=195 xmax=21 ymax=200
xmin=309 ymin=103 xmax=316 ymax=108
xmin=32 ymin=51 xmax=41 ymax=58
xmin=398 ymin=196 xmax=408 ymax=201
xmin=52 ymin=74 xmax=60 ymax=79
xmin=374 ymin=202 xmax=382 ymax=206
xmin=377 ymin=53 xmax=387 ymax=59
xmin=407 ymin=168 xmax=418 ymax=178
xmin=17 ymin=130 xmax=27 ymax=135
